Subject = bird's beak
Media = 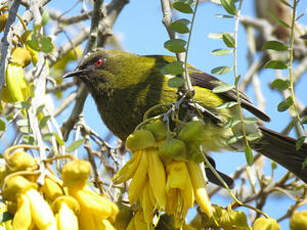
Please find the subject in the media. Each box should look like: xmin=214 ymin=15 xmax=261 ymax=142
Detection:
xmin=62 ymin=69 xmax=88 ymax=79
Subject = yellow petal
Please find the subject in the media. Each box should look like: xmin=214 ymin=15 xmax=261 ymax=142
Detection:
xmin=68 ymin=186 xmax=113 ymax=219
xmin=128 ymin=151 xmax=149 ymax=204
xmin=12 ymin=194 xmax=32 ymax=230
xmin=56 ymin=202 xmax=79 ymax=230
xmin=140 ymin=182 xmax=154 ymax=224
xmin=181 ymin=163 xmax=195 ymax=212
xmin=113 ymin=150 xmax=142 ymax=184
xmin=25 ymin=189 xmax=57 ymax=230
xmin=147 ymin=149 xmax=167 ymax=210
xmin=78 ymin=209 xmax=96 ymax=230
xmin=166 ymin=161 xmax=188 ymax=191
xmin=187 ymin=161 xmax=212 ymax=218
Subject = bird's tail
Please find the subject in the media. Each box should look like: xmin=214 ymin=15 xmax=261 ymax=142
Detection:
xmin=251 ymin=127 xmax=307 ymax=183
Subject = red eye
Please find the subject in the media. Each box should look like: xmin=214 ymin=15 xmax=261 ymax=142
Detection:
xmin=95 ymin=59 xmax=103 ymax=67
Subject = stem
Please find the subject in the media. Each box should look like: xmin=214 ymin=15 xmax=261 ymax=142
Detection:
xmin=183 ymin=0 xmax=199 ymax=97
xmin=233 ymin=0 xmax=252 ymax=162
xmin=288 ymin=0 xmax=307 ymax=137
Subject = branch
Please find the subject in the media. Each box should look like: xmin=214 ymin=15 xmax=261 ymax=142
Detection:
xmin=0 ymin=0 xmax=21 ymax=89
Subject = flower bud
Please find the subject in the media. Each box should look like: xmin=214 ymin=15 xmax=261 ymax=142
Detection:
xmin=290 ymin=211 xmax=307 ymax=230
xmin=11 ymin=47 xmax=32 ymax=67
xmin=62 ymin=160 xmax=91 ymax=188
xmin=126 ymin=129 xmax=156 ymax=152
xmin=253 ymin=217 xmax=280 ymax=230
xmin=6 ymin=150 xmax=37 ymax=173
xmin=159 ymin=138 xmax=186 ymax=159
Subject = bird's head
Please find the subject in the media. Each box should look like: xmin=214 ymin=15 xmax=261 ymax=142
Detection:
xmin=63 ymin=49 xmax=131 ymax=94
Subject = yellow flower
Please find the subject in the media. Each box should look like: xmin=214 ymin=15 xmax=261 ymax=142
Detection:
xmin=52 ymin=196 xmax=80 ymax=230
xmin=3 ymin=176 xmax=57 ymax=230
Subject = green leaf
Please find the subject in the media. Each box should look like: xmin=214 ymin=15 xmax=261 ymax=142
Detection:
xmin=170 ymin=19 xmax=190 ymax=34
xmin=0 ymin=119 xmax=5 ymax=131
xmin=264 ymin=60 xmax=288 ymax=69
xmin=161 ymin=62 xmax=184 ymax=75
xmin=268 ymin=11 xmax=290 ymax=28
xmin=211 ymin=48 xmax=233 ymax=56
xmin=168 ymin=77 xmax=185 ymax=88
xmin=20 ymin=126 xmax=31 ymax=134
xmin=164 ymin=39 xmax=186 ymax=53
xmin=246 ymin=132 xmax=262 ymax=141
xmin=216 ymin=101 xmax=237 ymax=109
xmin=40 ymin=35 xmax=54 ymax=53
xmin=220 ymin=0 xmax=236 ymax=15
xmin=16 ymin=119 xmax=29 ymax=127
xmin=39 ymin=115 xmax=51 ymax=128
xmin=213 ymin=14 xmax=234 ymax=19
xmin=227 ymin=135 xmax=243 ymax=144
xmin=212 ymin=83 xmax=234 ymax=93
xmin=22 ymin=135 xmax=35 ymax=145
xmin=303 ymin=158 xmax=307 ymax=169
xmin=296 ymin=136 xmax=306 ymax=151
xmin=210 ymin=0 xmax=221 ymax=4
xmin=43 ymin=133 xmax=53 ymax=142
xmin=21 ymin=101 xmax=31 ymax=110
xmin=271 ymin=78 xmax=290 ymax=90
xmin=41 ymin=10 xmax=50 ymax=26
xmin=211 ymin=66 xmax=232 ymax=75
xmin=302 ymin=116 xmax=307 ymax=124
xmin=26 ymin=36 xmax=39 ymax=51
xmin=243 ymin=117 xmax=258 ymax=125
xmin=36 ymin=104 xmax=45 ymax=116
xmin=67 ymin=139 xmax=85 ymax=153
xmin=208 ymin=33 xmax=225 ymax=39
xmin=271 ymin=161 xmax=277 ymax=170
xmin=262 ymin=40 xmax=288 ymax=51
xmin=245 ymin=145 xmax=253 ymax=165
xmin=277 ymin=96 xmax=293 ymax=112
xmin=52 ymin=133 xmax=64 ymax=146
xmin=172 ymin=1 xmax=193 ymax=13
xmin=224 ymin=119 xmax=240 ymax=128
xmin=222 ymin=33 xmax=235 ymax=48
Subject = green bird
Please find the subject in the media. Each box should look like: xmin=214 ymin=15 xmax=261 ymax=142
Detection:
xmin=63 ymin=49 xmax=307 ymax=185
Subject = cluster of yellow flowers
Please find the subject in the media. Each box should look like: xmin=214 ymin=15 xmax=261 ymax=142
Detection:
xmin=113 ymin=119 xmax=212 ymax=228
xmin=0 ymin=145 xmax=118 ymax=230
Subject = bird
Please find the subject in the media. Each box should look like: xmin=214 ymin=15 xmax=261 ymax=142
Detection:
xmin=63 ymin=48 xmax=307 ymax=185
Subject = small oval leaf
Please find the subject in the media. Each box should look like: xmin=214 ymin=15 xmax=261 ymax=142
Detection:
xmin=216 ymin=101 xmax=238 ymax=109
xmin=172 ymin=1 xmax=193 ymax=13
xmin=211 ymin=66 xmax=232 ymax=75
xmin=271 ymin=78 xmax=290 ymax=90
xmin=262 ymin=40 xmax=288 ymax=51
xmin=161 ymin=61 xmax=184 ymax=75
xmin=245 ymin=145 xmax=254 ymax=165
xmin=170 ymin=19 xmax=190 ymax=34
xmin=211 ymin=48 xmax=233 ymax=56
xmin=264 ymin=60 xmax=288 ymax=69
xmin=164 ymin=39 xmax=186 ymax=53
xmin=212 ymin=83 xmax=234 ymax=93
xmin=220 ymin=0 xmax=237 ymax=15
xmin=67 ymin=139 xmax=85 ymax=153
xmin=222 ymin=33 xmax=235 ymax=48
xmin=302 ymin=116 xmax=307 ymax=124
xmin=277 ymin=96 xmax=293 ymax=112
xmin=168 ymin=77 xmax=185 ymax=88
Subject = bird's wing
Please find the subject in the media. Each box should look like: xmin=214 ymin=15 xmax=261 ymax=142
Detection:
xmin=190 ymin=72 xmax=270 ymax=122
xmin=144 ymin=54 xmax=270 ymax=121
